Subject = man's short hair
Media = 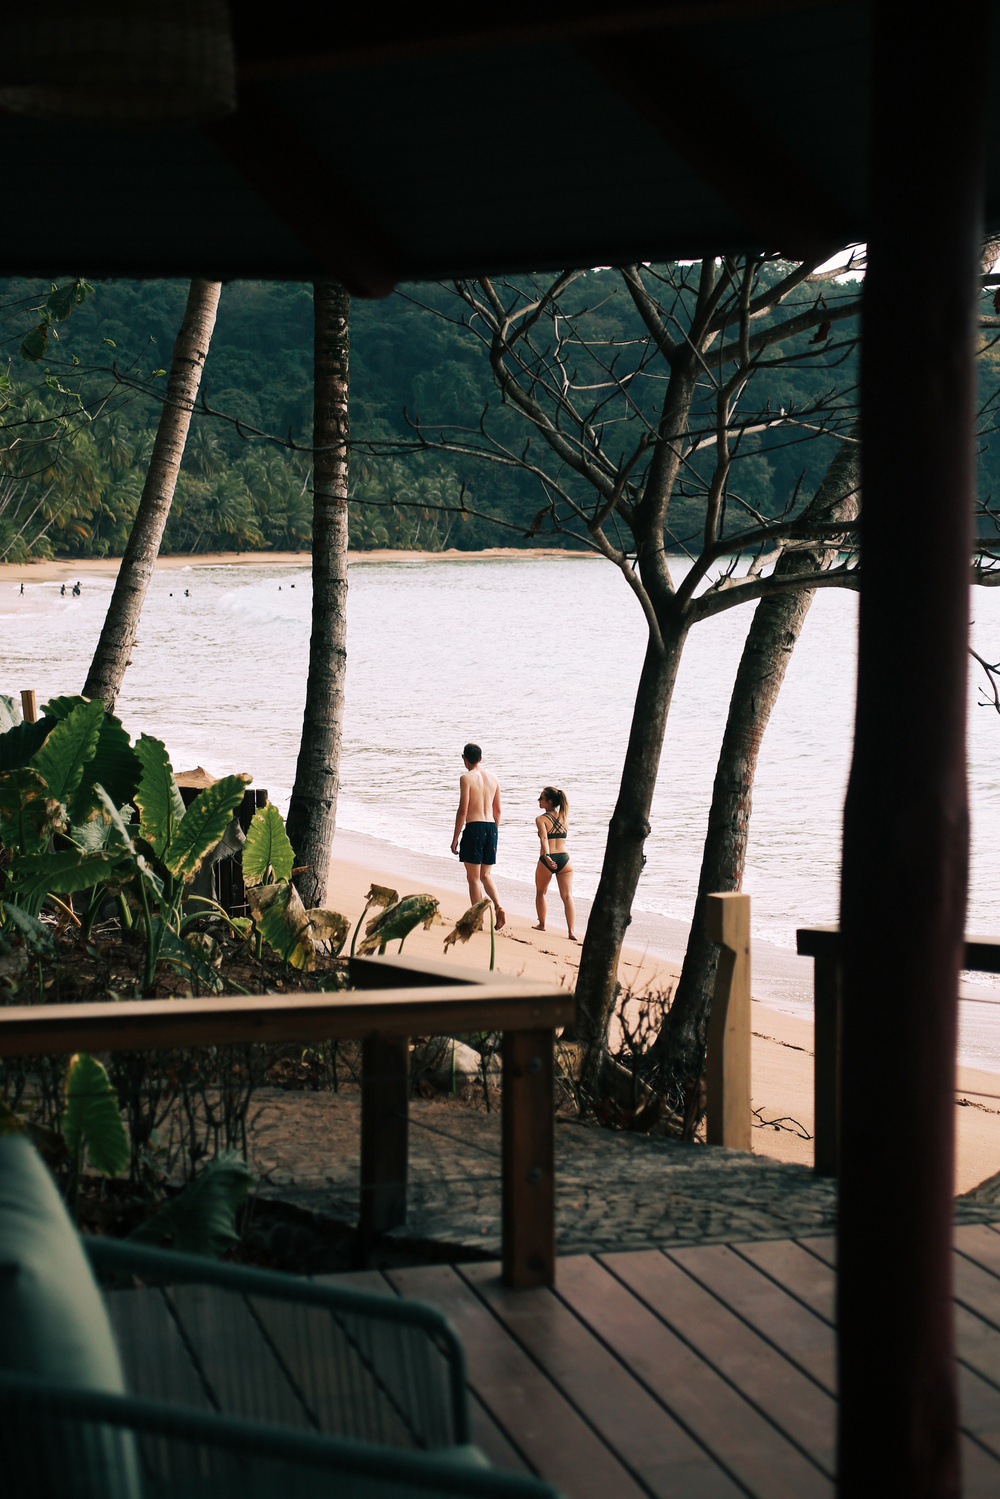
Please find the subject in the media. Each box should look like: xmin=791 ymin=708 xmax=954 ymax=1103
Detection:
xmin=463 ymin=742 xmax=482 ymax=765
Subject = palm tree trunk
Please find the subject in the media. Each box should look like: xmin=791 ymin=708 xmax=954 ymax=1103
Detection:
xmin=285 ymin=280 xmax=350 ymax=910
xmin=652 ymin=432 xmax=862 ymax=1082
xmin=82 ymin=278 xmax=221 ymax=712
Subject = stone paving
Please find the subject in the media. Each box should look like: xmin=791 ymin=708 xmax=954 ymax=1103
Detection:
xmin=246 ymin=1086 xmax=1000 ymax=1263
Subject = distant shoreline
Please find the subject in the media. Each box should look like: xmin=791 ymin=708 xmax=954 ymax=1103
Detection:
xmin=1 ymin=547 xmax=600 ymax=585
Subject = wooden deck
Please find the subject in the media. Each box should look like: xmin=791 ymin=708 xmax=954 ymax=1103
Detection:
xmin=106 ymin=1221 xmax=1000 ymax=1496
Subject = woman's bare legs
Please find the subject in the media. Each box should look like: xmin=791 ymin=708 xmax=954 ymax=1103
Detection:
xmin=556 ymin=865 xmax=576 ymax=940
xmin=534 ymin=861 xmax=552 ymax=930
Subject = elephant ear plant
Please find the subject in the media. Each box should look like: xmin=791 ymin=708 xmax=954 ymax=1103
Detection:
xmin=241 ymin=800 xmax=350 ymax=970
xmin=0 ymin=700 xmax=249 ymax=993
xmin=99 ymin=734 xmax=250 ymax=992
xmin=0 ymin=698 xmax=139 ymax=939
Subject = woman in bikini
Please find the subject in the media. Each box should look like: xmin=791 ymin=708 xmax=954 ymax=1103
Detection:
xmin=533 ymin=786 xmax=577 ymax=941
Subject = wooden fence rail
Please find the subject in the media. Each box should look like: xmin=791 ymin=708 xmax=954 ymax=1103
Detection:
xmin=0 ymin=952 xmax=572 ymax=1288
xmin=797 ymin=926 xmax=1000 ymax=1176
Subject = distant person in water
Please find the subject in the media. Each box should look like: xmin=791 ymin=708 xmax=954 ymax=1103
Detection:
xmin=452 ymin=742 xmax=505 ymax=929
xmin=534 ymin=786 xmax=576 ymax=940
xmin=72 ymin=581 xmax=81 ymax=596
xmin=60 ymin=584 xmax=65 ymax=596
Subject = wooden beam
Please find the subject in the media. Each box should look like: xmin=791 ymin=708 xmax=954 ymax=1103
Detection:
xmin=838 ymin=3 xmax=988 ymax=1492
xmin=502 ymin=1028 xmax=556 ymax=1288
xmin=359 ymin=1035 xmax=410 ymax=1250
xmin=202 ymin=84 xmax=403 ymax=299
xmin=811 ymin=942 xmax=841 ymax=1178
xmin=799 ymin=924 xmax=1000 ymax=976
xmin=704 ymin=892 xmax=751 ymax=1150
xmin=20 ymin=689 xmax=37 ymax=724
xmin=576 ymin=30 xmax=848 ymax=259
xmin=0 ymin=984 xmax=574 ymax=1058
xmin=231 ymin=1 xmax=829 ymax=78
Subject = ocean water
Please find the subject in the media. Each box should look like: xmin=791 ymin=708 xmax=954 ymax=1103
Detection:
xmin=4 ymin=554 xmax=1000 ymax=1068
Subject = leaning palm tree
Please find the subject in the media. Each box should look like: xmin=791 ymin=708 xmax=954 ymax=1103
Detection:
xmin=83 ymin=278 xmax=221 ymax=712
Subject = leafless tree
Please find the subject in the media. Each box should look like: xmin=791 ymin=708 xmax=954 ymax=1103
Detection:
xmin=651 ymin=426 xmax=860 ymax=1083
xmin=393 ymin=255 xmax=864 ymax=1090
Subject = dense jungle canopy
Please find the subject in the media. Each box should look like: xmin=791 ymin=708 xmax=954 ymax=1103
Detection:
xmin=0 ymin=268 xmax=996 ymax=563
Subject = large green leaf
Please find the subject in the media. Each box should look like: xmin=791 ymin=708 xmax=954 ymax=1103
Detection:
xmin=11 ymin=849 xmax=123 ymax=904
xmin=242 ymin=801 xmax=294 ymax=886
xmin=357 ymin=894 xmax=441 ymax=955
xmin=163 ymin=774 xmax=250 ymax=882
xmin=44 ymin=696 xmax=141 ymax=819
xmin=0 ymin=900 xmax=55 ymax=956
xmin=30 ymin=699 xmax=104 ymax=808
xmin=248 ymin=881 xmax=315 ymax=969
xmin=129 ymin=1152 xmax=252 ymax=1257
xmin=63 ymin=1052 xmax=129 ymax=1178
xmin=0 ymin=716 xmax=56 ymax=773
xmin=134 ymin=735 xmax=186 ymax=860
xmin=158 ymin=928 xmax=224 ymax=992
xmin=0 ymin=767 xmax=64 ymax=855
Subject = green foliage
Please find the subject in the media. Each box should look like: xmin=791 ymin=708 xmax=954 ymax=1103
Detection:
xmin=251 ymin=882 xmax=314 ymax=968
xmin=241 ymin=800 xmax=349 ymax=968
xmin=161 ymin=774 xmax=250 ymax=882
xmin=134 ymin=734 xmax=187 ymax=859
xmin=129 ymin=1150 xmax=252 ymax=1257
xmin=10 ymin=848 xmax=122 ymax=904
xmin=63 ymin=1052 xmax=129 ymax=1178
xmin=242 ymin=800 xmax=295 ymax=886
xmin=30 ymin=698 xmax=104 ymax=810
xmin=0 ymin=708 xmax=251 ymax=986
xmin=0 ymin=900 xmax=54 ymax=956
xmin=0 ymin=767 xmax=63 ymax=861
xmin=357 ymin=894 xmax=441 ymax=955
xmin=42 ymin=695 xmax=141 ymax=815
xmin=0 ymin=716 xmax=54 ymax=773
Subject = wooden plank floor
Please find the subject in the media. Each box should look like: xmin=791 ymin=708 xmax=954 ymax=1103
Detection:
xmin=108 ymin=1224 xmax=1000 ymax=1497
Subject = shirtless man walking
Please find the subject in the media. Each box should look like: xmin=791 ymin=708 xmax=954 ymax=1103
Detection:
xmin=451 ymin=742 xmax=505 ymax=929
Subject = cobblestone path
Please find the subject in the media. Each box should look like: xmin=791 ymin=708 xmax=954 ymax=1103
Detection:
xmin=246 ymin=1087 xmax=999 ymax=1260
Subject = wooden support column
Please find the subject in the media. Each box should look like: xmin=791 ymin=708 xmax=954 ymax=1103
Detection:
xmin=812 ymin=945 xmax=841 ymax=1179
xmin=359 ymin=1035 xmax=409 ymax=1253
xmin=501 ymin=1028 xmax=555 ymax=1288
xmin=20 ymin=689 xmax=37 ymax=724
xmin=704 ymin=892 xmax=751 ymax=1150
xmin=838 ymin=5 xmax=988 ymax=1493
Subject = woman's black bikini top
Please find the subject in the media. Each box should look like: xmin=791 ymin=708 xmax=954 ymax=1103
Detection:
xmin=545 ymin=814 xmax=567 ymax=840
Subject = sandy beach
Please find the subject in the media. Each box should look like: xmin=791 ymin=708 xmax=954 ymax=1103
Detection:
xmin=6 ymin=543 xmax=997 ymax=1194
xmin=1 ymin=546 xmax=598 ymax=589
xmin=326 ymin=837 xmax=1000 ymax=1197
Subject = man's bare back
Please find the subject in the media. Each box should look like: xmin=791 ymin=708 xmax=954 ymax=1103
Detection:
xmin=461 ymin=766 xmax=499 ymax=824
xmin=451 ymin=743 xmax=505 ymax=928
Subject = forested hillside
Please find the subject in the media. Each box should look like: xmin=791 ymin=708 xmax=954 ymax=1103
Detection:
xmin=0 ymin=266 xmax=994 ymax=562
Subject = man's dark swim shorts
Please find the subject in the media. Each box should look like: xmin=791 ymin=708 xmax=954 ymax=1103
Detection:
xmin=459 ymin=821 xmax=498 ymax=865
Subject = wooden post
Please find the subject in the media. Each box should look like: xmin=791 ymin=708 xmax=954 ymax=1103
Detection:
xmin=704 ymin=893 xmax=751 ymax=1150
xmin=359 ymin=1035 xmax=409 ymax=1253
xmin=812 ymin=946 xmax=841 ymax=1178
xmin=501 ymin=1028 xmax=555 ymax=1288
xmin=838 ymin=5 xmax=987 ymax=1492
xmin=20 ymin=689 xmax=37 ymax=724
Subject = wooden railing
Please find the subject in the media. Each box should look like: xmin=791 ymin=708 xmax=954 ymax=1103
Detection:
xmin=0 ymin=952 xmax=573 ymax=1288
xmin=797 ymin=926 xmax=1000 ymax=1176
